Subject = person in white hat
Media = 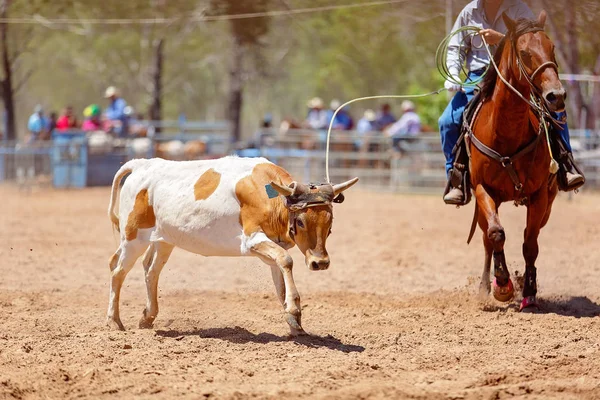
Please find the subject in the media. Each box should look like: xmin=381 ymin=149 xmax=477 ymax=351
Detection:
xmin=326 ymin=99 xmax=353 ymax=131
xmin=103 ymin=86 xmax=129 ymax=137
xmin=385 ymin=101 xmax=421 ymax=149
xmin=304 ymin=97 xmax=328 ymax=130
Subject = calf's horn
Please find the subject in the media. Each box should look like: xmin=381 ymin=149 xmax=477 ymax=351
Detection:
xmin=333 ymin=177 xmax=359 ymax=196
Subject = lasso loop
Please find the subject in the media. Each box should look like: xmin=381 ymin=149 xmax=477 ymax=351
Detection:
xmin=325 ymin=26 xmax=485 ymax=183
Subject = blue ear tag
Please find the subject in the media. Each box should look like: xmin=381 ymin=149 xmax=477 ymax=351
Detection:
xmin=265 ymin=184 xmax=279 ymax=199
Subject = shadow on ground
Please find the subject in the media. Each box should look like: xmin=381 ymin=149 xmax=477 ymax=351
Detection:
xmin=155 ymin=326 xmax=365 ymax=353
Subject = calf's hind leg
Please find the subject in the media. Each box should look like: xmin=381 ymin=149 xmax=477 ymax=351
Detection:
xmin=251 ymin=240 xmax=305 ymax=336
xmin=139 ymin=241 xmax=174 ymax=328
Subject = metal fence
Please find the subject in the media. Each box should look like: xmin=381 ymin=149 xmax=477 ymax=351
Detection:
xmin=240 ymin=128 xmax=600 ymax=192
xmin=2 ymin=126 xmax=600 ymax=192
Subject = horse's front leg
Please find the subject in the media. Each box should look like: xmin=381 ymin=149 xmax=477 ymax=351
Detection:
xmin=475 ymin=184 xmax=513 ymax=302
xmin=521 ymin=185 xmax=554 ymax=311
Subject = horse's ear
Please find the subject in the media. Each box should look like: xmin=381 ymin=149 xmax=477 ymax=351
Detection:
xmin=537 ymin=10 xmax=547 ymax=27
xmin=502 ymin=12 xmax=516 ymax=32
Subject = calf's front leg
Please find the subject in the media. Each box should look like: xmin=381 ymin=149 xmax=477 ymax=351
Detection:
xmin=251 ymin=240 xmax=305 ymax=336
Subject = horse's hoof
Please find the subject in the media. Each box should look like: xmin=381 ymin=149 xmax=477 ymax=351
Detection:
xmin=520 ymin=296 xmax=540 ymax=312
xmin=492 ymin=278 xmax=514 ymax=302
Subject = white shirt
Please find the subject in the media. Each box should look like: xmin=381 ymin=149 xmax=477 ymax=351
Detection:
xmin=447 ymin=0 xmax=535 ymax=75
xmin=386 ymin=111 xmax=421 ymax=138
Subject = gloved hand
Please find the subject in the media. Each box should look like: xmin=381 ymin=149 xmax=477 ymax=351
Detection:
xmin=444 ymin=76 xmax=463 ymax=92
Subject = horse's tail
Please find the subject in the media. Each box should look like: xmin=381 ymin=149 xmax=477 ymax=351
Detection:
xmin=108 ymin=159 xmax=146 ymax=232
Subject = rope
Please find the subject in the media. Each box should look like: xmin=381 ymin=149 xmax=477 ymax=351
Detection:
xmin=324 ymin=26 xmax=484 ymax=183
xmin=325 ymin=91 xmax=445 ymax=183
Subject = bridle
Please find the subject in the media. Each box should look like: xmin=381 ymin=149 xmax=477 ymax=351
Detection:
xmin=489 ymin=24 xmax=562 ymax=125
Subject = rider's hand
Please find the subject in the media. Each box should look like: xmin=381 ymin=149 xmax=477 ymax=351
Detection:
xmin=479 ymin=29 xmax=504 ymax=46
xmin=444 ymin=76 xmax=463 ymax=92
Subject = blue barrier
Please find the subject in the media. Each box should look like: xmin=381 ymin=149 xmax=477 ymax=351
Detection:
xmin=52 ymin=132 xmax=87 ymax=188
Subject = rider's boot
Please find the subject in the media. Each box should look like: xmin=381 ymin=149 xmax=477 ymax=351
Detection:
xmin=553 ymin=134 xmax=585 ymax=191
xmin=557 ymin=151 xmax=585 ymax=191
xmin=443 ymin=167 xmax=465 ymax=205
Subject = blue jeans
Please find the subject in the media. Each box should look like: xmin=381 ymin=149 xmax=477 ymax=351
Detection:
xmin=438 ymin=70 xmax=572 ymax=174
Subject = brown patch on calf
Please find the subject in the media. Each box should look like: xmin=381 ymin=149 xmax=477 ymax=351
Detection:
xmin=125 ymin=189 xmax=156 ymax=241
xmin=235 ymin=163 xmax=294 ymax=247
xmin=194 ymin=168 xmax=221 ymax=201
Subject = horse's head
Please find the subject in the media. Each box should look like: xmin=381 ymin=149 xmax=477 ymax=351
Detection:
xmin=502 ymin=11 xmax=565 ymax=112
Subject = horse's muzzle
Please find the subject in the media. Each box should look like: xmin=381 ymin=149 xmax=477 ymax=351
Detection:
xmin=543 ymin=88 xmax=566 ymax=112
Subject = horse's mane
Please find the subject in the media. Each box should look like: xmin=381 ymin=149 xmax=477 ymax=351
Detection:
xmin=479 ymin=18 xmax=544 ymax=100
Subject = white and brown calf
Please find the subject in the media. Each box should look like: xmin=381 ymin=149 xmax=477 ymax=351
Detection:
xmin=106 ymin=156 xmax=357 ymax=335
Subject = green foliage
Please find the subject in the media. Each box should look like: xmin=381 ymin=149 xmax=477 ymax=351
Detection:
xmin=6 ymin=0 xmax=600 ymax=136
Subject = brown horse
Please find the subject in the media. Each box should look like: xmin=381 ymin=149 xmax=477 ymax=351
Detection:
xmin=468 ymin=11 xmax=565 ymax=311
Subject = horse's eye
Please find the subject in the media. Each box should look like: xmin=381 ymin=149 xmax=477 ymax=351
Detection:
xmin=296 ymin=219 xmax=305 ymax=229
xmin=520 ymin=50 xmax=531 ymax=60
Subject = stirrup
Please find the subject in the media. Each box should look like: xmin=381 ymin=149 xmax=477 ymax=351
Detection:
xmin=443 ymin=167 xmax=472 ymax=206
xmin=557 ymin=153 xmax=585 ymax=192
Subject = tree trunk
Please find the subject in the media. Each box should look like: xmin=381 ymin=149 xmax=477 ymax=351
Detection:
xmin=228 ymin=38 xmax=244 ymax=144
xmin=148 ymin=38 xmax=164 ymax=131
xmin=0 ymin=0 xmax=15 ymax=141
xmin=564 ymin=2 xmax=586 ymax=129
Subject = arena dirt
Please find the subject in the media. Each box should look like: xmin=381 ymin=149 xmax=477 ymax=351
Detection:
xmin=1 ymin=186 xmax=599 ymax=399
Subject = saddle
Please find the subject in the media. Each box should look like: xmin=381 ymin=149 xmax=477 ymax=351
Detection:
xmin=442 ymin=91 xmax=483 ymax=206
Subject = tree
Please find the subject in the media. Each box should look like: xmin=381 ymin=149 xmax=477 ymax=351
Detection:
xmin=209 ymin=0 xmax=271 ymax=144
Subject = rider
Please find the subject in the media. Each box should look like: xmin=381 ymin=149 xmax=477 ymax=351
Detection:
xmin=440 ymin=0 xmax=584 ymax=204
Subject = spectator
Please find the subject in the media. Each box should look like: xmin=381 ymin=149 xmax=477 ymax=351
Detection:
xmin=374 ymin=103 xmax=396 ymax=130
xmin=305 ymin=97 xmax=328 ymax=130
xmin=326 ymin=99 xmax=353 ymax=130
xmin=56 ymin=106 xmax=78 ymax=131
xmin=103 ymin=86 xmax=128 ymax=136
xmin=82 ymin=104 xmax=102 ymax=131
xmin=41 ymin=111 xmax=58 ymax=140
xmin=355 ymin=109 xmax=376 ymax=149
xmin=27 ymin=105 xmax=46 ymax=143
xmin=385 ymin=101 xmax=421 ymax=150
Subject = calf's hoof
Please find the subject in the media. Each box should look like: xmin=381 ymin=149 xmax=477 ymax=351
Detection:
xmin=492 ymin=278 xmax=514 ymax=302
xmin=285 ymin=312 xmax=303 ymax=335
xmin=106 ymin=317 xmax=125 ymax=331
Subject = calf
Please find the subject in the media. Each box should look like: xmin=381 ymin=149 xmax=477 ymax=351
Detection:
xmin=107 ymin=156 xmax=358 ymax=335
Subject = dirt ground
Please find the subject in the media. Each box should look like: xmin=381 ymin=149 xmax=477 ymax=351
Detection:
xmin=1 ymin=184 xmax=599 ymax=399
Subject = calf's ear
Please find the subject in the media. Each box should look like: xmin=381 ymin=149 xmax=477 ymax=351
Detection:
xmin=269 ymin=181 xmax=296 ymax=197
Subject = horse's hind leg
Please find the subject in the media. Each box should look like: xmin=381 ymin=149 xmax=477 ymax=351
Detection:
xmin=520 ymin=185 xmax=554 ymax=311
xmin=475 ymin=184 xmax=513 ymax=302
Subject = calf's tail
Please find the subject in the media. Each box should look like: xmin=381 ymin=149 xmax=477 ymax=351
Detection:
xmin=108 ymin=159 xmax=146 ymax=232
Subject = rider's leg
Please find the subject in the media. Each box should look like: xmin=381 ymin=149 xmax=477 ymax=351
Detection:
xmin=553 ymin=112 xmax=584 ymax=191
xmin=439 ymin=71 xmax=482 ymax=204
xmin=439 ymin=92 xmax=469 ymax=204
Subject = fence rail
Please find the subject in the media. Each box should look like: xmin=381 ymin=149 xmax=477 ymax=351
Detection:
xmin=1 ymin=127 xmax=600 ymax=192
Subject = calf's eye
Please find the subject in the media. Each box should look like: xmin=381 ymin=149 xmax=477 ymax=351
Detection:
xmin=296 ymin=220 xmax=305 ymax=229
